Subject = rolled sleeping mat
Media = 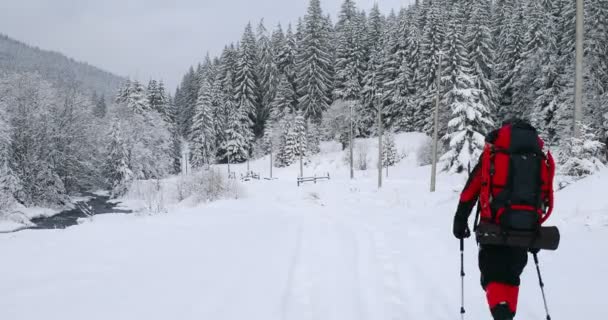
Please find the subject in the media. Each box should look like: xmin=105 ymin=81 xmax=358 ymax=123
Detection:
xmin=475 ymin=223 xmax=560 ymax=251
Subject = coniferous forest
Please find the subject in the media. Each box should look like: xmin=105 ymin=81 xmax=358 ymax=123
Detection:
xmin=1 ymin=0 xmax=608 ymax=211
xmin=174 ymin=0 xmax=608 ymax=174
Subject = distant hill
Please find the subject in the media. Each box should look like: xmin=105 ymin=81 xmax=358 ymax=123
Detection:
xmin=0 ymin=33 xmax=125 ymax=98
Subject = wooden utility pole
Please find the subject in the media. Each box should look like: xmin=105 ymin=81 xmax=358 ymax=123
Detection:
xmin=430 ymin=52 xmax=443 ymax=192
xmin=377 ymin=95 xmax=383 ymax=189
xmin=574 ymin=0 xmax=584 ymax=138
xmin=270 ymin=149 xmax=273 ymax=179
xmin=350 ymin=101 xmax=354 ymax=179
xmin=299 ymin=138 xmax=304 ymax=178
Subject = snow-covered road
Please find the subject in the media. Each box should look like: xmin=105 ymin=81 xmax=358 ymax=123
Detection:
xmin=1 ymin=135 xmax=606 ymax=319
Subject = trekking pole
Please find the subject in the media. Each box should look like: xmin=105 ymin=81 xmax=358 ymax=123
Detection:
xmin=460 ymin=238 xmax=466 ymax=320
xmin=533 ymin=253 xmax=552 ymax=320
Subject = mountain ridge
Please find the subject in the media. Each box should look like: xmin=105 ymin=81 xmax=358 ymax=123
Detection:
xmin=0 ymin=33 xmax=125 ymax=98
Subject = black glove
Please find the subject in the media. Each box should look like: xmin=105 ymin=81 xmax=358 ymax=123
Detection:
xmin=453 ymin=215 xmax=471 ymax=239
xmin=529 ymin=247 xmax=540 ymax=254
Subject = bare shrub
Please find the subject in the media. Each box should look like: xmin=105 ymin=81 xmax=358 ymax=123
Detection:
xmin=175 ymin=168 xmax=242 ymax=204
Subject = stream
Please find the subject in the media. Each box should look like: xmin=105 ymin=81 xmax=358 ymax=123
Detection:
xmin=29 ymin=192 xmax=132 ymax=230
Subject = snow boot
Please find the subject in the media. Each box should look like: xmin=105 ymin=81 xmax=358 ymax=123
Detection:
xmin=491 ymin=302 xmax=514 ymax=320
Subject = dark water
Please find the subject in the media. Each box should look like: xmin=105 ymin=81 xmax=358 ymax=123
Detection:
xmin=29 ymin=193 xmax=132 ymax=230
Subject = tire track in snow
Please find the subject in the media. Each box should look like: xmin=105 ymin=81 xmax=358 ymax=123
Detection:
xmin=369 ymin=229 xmax=411 ymax=320
xmin=281 ymin=224 xmax=314 ymax=320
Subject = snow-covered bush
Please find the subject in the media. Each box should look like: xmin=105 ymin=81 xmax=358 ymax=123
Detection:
xmin=343 ymin=141 xmax=370 ymax=170
xmin=558 ymin=123 xmax=605 ymax=178
xmin=417 ymin=137 xmax=434 ymax=166
xmin=176 ymin=169 xmax=242 ymax=204
xmin=127 ymin=179 xmax=167 ymax=215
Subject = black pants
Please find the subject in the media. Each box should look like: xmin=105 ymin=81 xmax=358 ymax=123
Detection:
xmin=479 ymin=244 xmax=528 ymax=289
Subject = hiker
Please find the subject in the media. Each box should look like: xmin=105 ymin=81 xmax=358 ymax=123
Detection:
xmin=452 ymin=119 xmax=555 ymax=320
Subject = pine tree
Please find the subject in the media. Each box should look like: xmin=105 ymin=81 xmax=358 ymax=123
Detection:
xmin=333 ymin=0 xmax=365 ymax=101
xmin=467 ymin=0 xmax=497 ymax=122
xmin=128 ymin=80 xmax=150 ymax=114
xmin=235 ymin=23 xmax=261 ymax=137
xmin=94 ymin=94 xmax=107 ymax=118
xmin=510 ymin=1 xmax=550 ymax=121
xmin=190 ymin=78 xmax=217 ymax=167
xmin=496 ymin=0 xmax=526 ymax=121
xmin=417 ymin=0 xmax=446 ymax=134
xmin=278 ymin=24 xmax=298 ymax=85
xmin=221 ymin=98 xmax=250 ymax=163
xmin=296 ymin=0 xmax=334 ymax=122
xmin=275 ymin=113 xmax=295 ymax=167
xmin=360 ymin=5 xmax=386 ymax=135
xmin=585 ymin=0 xmax=608 ymax=138
xmin=176 ymin=67 xmax=201 ymax=137
xmin=148 ymin=79 xmax=169 ymax=121
xmin=165 ymin=94 xmax=183 ymax=174
xmin=257 ymin=20 xmax=280 ymax=135
xmin=106 ymin=121 xmax=133 ymax=198
xmin=270 ymin=73 xmax=298 ymax=121
xmin=261 ymin=122 xmax=274 ymax=155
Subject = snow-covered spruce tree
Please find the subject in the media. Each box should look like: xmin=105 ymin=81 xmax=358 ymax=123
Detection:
xmin=190 ymin=78 xmax=217 ymax=168
xmin=440 ymin=22 xmax=494 ymax=179
xmin=306 ymin=119 xmax=321 ymax=155
xmin=270 ymin=73 xmax=298 ymax=121
xmin=115 ymin=79 xmax=131 ymax=104
xmin=585 ymin=0 xmax=608 ymax=139
xmin=106 ymin=120 xmax=133 ymax=198
xmin=148 ymin=79 xmax=170 ymax=122
xmin=510 ymin=1 xmax=551 ymax=121
xmin=466 ymin=0 xmax=497 ymax=123
xmin=165 ymin=94 xmax=183 ymax=174
xmin=395 ymin=9 xmax=421 ymax=132
xmin=495 ymin=1 xmax=526 ymax=121
xmin=333 ymin=0 xmax=365 ymax=102
xmin=176 ymin=67 xmax=201 ymax=138
xmin=274 ymin=112 xmax=295 ymax=167
xmin=128 ymin=80 xmax=150 ymax=114
xmin=94 ymin=93 xmax=107 ymax=118
xmin=296 ymin=0 xmax=334 ymax=122
xmin=558 ymin=123 xmax=606 ymax=178
xmin=221 ymin=98 xmax=250 ymax=163
xmin=417 ymin=0 xmax=446 ymax=135
xmin=293 ymin=110 xmax=308 ymax=160
xmin=261 ymin=122 xmax=274 ymax=156
xmin=382 ymin=130 xmax=398 ymax=167
xmin=235 ymin=23 xmax=260 ymax=137
xmin=360 ymin=45 xmax=382 ymax=136
xmin=257 ymin=20 xmax=280 ymax=135
xmin=277 ymin=24 xmax=298 ymax=86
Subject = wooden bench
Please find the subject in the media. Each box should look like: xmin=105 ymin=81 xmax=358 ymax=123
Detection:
xmin=297 ymin=173 xmax=331 ymax=187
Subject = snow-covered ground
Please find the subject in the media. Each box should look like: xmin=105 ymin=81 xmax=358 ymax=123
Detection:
xmin=0 ymin=133 xmax=606 ymax=319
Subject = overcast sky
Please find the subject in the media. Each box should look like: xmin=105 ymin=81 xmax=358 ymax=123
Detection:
xmin=1 ymin=0 xmax=414 ymax=91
